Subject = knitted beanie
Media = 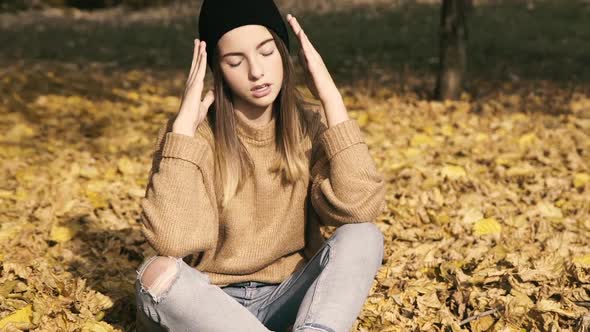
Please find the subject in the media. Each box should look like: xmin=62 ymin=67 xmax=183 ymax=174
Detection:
xmin=198 ymin=0 xmax=290 ymax=71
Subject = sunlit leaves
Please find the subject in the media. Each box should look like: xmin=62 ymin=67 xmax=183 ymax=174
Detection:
xmin=49 ymin=222 xmax=82 ymax=243
xmin=573 ymin=172 xmax=590 ymax=188
xmin=1 ymin=54 xmax=589 ymax=332
xmin=440 ymin=164 xmax=467 ymax=180
xmin=361 ymin=85 xmax=589 ymax=330
xmin=0 ymin=304 xmax=33 ymax=329
xmin=473 ymin=217 xmax=502 ymax=236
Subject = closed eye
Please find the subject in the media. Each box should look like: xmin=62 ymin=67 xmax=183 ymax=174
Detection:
xmin=228 ymin=50 xmax=275 ymax=68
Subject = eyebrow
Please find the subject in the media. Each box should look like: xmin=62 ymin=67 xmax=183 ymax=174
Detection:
xmin=222 ymin=38 xmax=275 ymax=58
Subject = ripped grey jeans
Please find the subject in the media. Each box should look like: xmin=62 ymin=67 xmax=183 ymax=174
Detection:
xmin=134 ymin=223 xmax=384 ymax=332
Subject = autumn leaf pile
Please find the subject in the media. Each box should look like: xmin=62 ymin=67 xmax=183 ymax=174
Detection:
xmin=1 ymin=20 xmax=589 ymax=332
xmin=352 ymin=85 xmax=590 ymax=331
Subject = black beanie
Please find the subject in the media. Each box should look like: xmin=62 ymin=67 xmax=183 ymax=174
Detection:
xmin=198 ymin=0 xmax=290 ymax=71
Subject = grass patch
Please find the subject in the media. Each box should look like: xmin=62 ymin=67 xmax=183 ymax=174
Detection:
xmin=0 ymin=0 xmax=588 ymax=86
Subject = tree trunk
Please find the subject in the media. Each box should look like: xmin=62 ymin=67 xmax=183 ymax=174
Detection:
xmin=435 ymin=0 xmax=469 ymax=101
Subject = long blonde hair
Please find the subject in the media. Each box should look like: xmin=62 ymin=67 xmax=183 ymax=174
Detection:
xmin=207 ymin=28 xmax=317 ymax=210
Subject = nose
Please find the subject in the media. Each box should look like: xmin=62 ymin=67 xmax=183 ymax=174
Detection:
xmin=248 ymin=58 xmax=264 ymax=81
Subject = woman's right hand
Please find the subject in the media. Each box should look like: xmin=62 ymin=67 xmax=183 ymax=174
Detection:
xmin=173 ymin=39 xmax=215 ymax=137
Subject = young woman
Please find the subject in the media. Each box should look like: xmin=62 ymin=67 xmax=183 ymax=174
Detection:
xmin=134 ymin=1 xmax=386 ymax=331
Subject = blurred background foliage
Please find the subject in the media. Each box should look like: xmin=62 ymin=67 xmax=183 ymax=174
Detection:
xmin=1 ymin=0 xmax=170 ymax=11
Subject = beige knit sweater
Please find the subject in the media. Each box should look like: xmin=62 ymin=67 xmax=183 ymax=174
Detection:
xmin=139 ymin=103 xmax=386 ymax=287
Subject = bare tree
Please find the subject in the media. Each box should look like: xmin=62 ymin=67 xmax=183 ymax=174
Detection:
xmin=435 ymin=0 xmax=470 ymax=101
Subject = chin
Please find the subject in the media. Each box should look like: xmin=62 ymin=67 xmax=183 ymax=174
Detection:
xmin=248 ymin=93 xmax=279 ymax=107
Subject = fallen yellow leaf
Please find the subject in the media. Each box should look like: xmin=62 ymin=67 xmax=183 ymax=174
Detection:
xmin=536 ymin=201 xmax=563 ymax=219
xmin=441 ymin=164 xmax=467 ymax=180
xmin=411 ymin=134 xmax=435 ymax=147
xmin=81 ymin=320 xmax=116 ymax=332
xmin=518 ymin=132 xmax=537 ymax=149
xmin=49 ymin=222 xmax=81 ymax=243
xmin=473 ymin=217 xmax=502 ymax=236
xmin=573 ymin=173 xmax=590 ymax=188
xmin=572 ymin=254 xmax=590 ymax=268
xmin=0 ymin=304 xmax=33 ymax=329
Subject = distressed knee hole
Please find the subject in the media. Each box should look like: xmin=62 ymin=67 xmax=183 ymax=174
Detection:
xmin=140 ymin=256 xmax=179 ymax=297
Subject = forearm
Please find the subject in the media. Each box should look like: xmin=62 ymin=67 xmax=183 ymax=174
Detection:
xmin=321 ymin=92 xmax=350 ymax=128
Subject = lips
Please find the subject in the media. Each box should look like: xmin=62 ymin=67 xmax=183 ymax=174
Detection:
xmin=251 ymin=83 xmax=271 ymax=91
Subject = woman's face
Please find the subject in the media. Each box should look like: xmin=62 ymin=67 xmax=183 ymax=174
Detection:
xmin=217 ymin=25 xmax=284 ymax=109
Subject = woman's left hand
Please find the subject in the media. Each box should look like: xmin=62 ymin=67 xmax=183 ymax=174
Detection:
xmin=286 ymin=14 xmax=341 ymax=104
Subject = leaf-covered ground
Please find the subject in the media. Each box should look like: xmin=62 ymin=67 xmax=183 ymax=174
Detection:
xmin=1 ymin=1 xmax=589 ymax=331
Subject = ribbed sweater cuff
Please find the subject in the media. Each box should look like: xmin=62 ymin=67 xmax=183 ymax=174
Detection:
xmin=161 ymin=132 xmax=209 ymax=167
xmin=320 ymin=119 xmax=364 ymax=160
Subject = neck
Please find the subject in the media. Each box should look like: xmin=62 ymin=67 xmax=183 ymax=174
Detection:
xmin=233 ymin=99 xmax=275 ymax=126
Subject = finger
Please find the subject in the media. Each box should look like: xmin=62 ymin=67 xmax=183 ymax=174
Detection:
xmin=287 ymin=14 xmax=304 ymax=42
xmin=196 ymin=41 xmax=208 ymax=83
xmin=291 ymin=17 xmax=317 ymax=60
xmin=193 ymin=42 xmax=207 ymax=90
xmin=298 ymin=36 xmax=314 ymax=68
xmin=302 ymin=36 xmax=321 ymax=72
xmin=198 ymin=90 xmax=214 ymax=123
xmin=192 ymin=41 xmax=206 ymax=83
xmin=200 ymin=89 xmax=215 ymax=117
xmin=287 ymin=14 xmax=301 ymax=32
xmin=293 ymin=17 xmax=305 ymax=42
xmin=298 ymin=27 xmax=317 ymax=58
xmin=286 ymin=13 xmax=295 ymax=33
xmin=187 ymin=39 xmax=200 ymax=82
xmin=184 ymin=40 xmax=201 ymax=97
xmin=187 ymin=43 xmax=201 ymax=85
xmin=202 ymin=89 xmax=214 ymax=107
xmin=298 ymin=46 xmax=307 ymax=68
xmin=305 ymin=31 xmax=319 ymax=55
xmin=288 ymin=16 xmax=308 ymax=58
